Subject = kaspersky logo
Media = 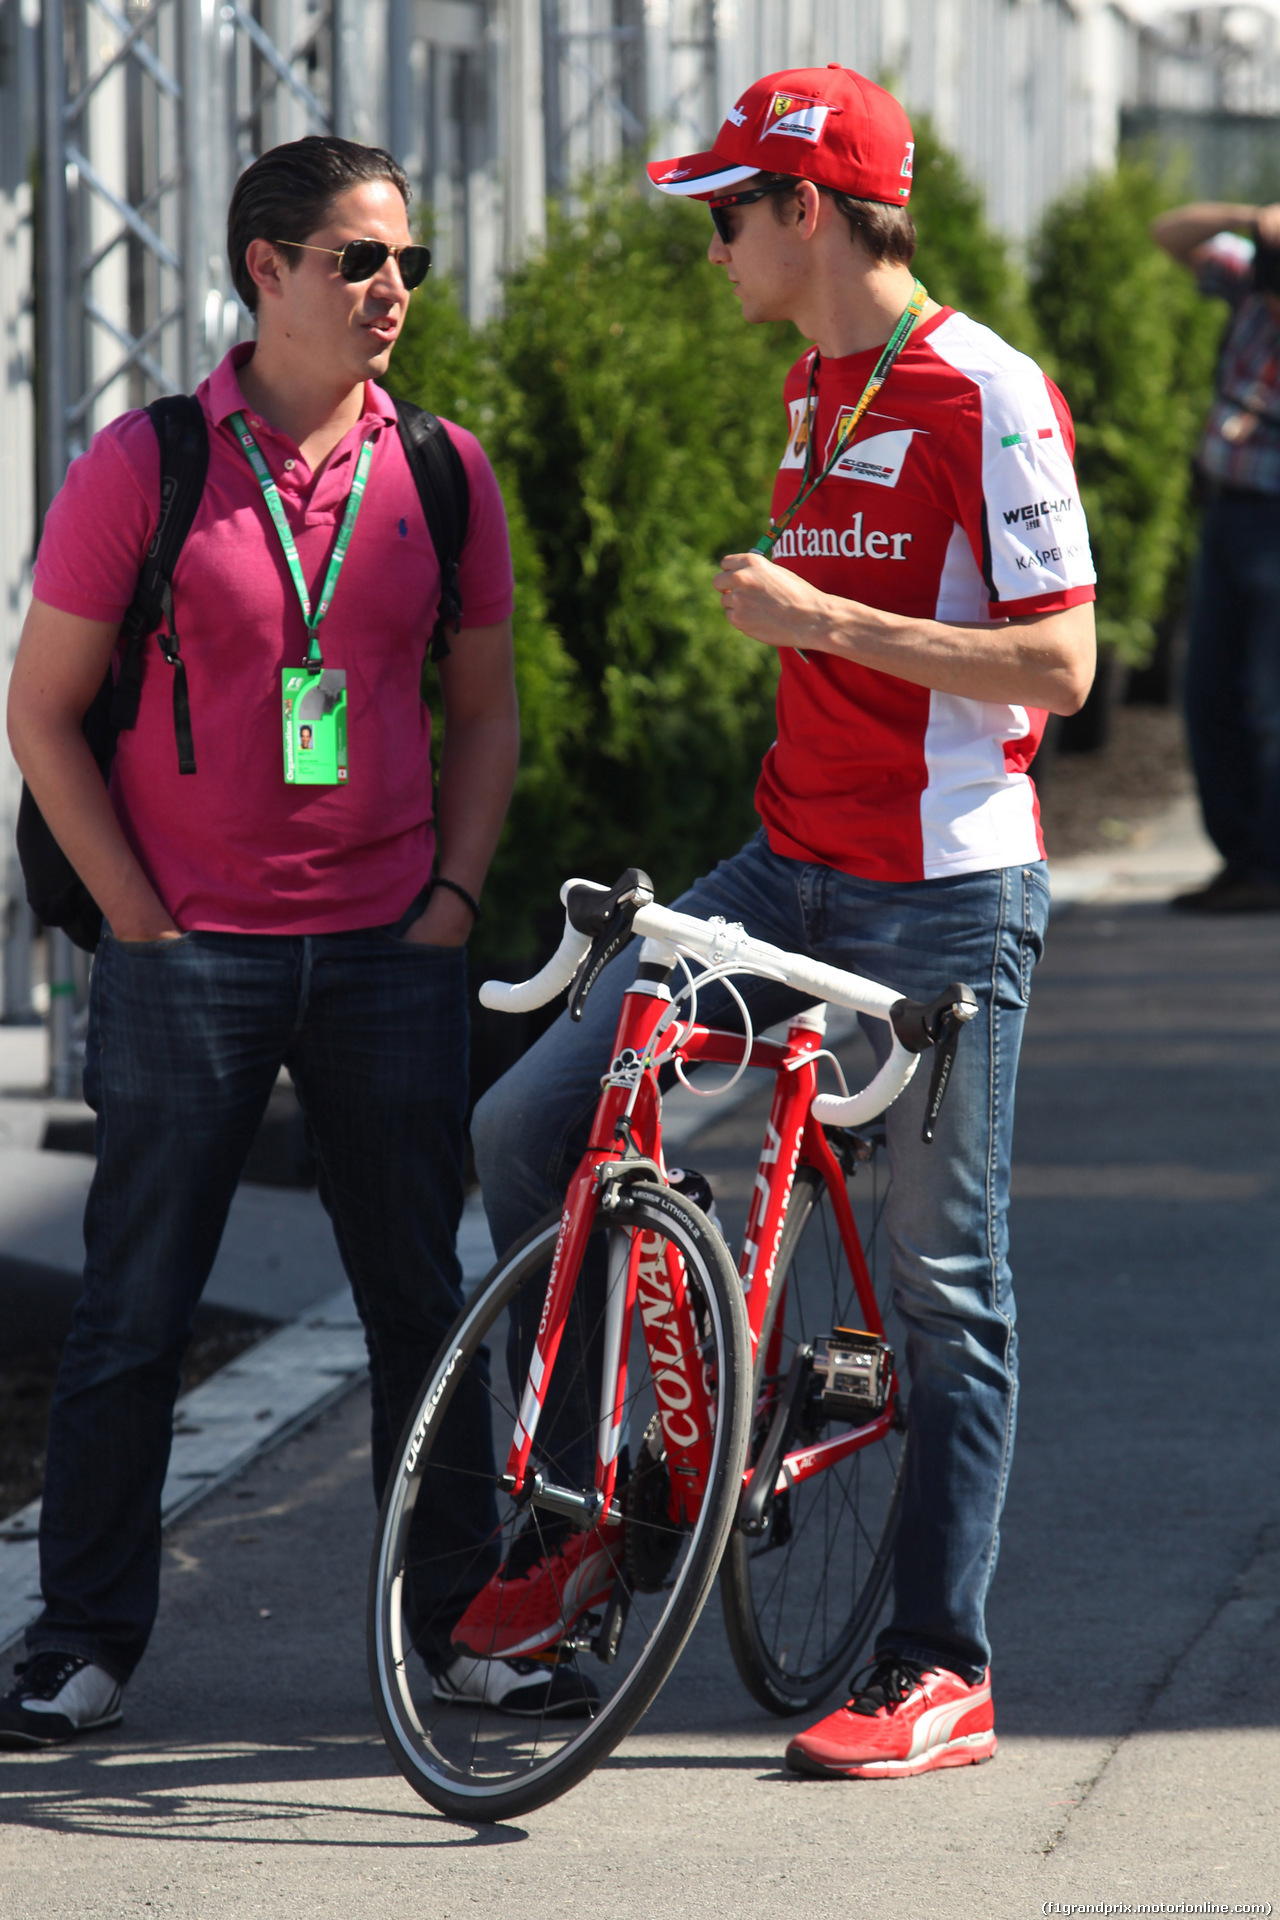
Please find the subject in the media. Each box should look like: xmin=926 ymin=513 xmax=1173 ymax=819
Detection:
xmin=765 ymin=92 xmax=830 ymax=143
xmin=726 ymin=102 xmax=747 ymax=126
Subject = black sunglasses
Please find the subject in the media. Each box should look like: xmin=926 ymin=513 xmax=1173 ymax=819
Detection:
xmin=273 ymin=237 xmax=433 ymax=289
xmin=708 ymin=180 xmax=798 ymax=245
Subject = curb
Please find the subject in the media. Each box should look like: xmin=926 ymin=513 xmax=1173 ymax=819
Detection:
xmin=0 ymin=1290 xmax=367 ymax=1657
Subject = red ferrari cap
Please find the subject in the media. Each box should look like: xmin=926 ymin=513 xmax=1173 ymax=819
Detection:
xmin=647 ymin=66 xmax=915 ymax=206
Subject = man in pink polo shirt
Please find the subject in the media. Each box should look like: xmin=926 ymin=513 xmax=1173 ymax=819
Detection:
xmin=2 ymin=136 xmax=584 ymax=1744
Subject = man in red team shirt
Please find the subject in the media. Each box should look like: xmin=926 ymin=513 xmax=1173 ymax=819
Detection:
xmin=470 ymin=67 xmax=1095 ymax=1777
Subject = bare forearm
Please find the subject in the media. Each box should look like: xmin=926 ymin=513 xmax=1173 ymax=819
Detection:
xmin=8 ymin=711 xmax=173 ymax=936
xmin=1151 ymin=203 xmax=1258 ymax=264
xmin=807 ymin=599 xmax=1095 ymax=714
xmin=433 ymin=709 xmax=520 ymax=893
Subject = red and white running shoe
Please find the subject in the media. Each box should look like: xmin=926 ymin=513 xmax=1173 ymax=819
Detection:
xmin=451 ymin=1512 xmax=625 ymax=1660
xmin=785 ymin=1656 xmax=996 ymax=1779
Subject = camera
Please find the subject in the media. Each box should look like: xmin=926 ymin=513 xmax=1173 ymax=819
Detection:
xmin=1252 ymin=224 xmax=1280 ymax=295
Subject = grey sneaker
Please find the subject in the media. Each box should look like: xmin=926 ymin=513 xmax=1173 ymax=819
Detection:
xmin=0 ymin=1652 xmax=123 ymax=1749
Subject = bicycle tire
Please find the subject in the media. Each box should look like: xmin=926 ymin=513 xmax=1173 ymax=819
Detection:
xmin=368 ymin=1183 xmax=751 ymax=1822
xmin=721 ymin=1163 xmax=907 ymax=1715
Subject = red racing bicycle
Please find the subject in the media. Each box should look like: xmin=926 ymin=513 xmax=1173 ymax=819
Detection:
xmin=369 ymin=869 xmax=975 ymax=1820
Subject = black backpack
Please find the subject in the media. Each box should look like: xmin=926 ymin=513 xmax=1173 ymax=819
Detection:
xmin=16 ymin=392 xmax=471 ymax=952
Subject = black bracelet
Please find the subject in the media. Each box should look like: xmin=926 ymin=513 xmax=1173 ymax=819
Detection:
xmin=431 ymin=876 xmax=481 ymax=924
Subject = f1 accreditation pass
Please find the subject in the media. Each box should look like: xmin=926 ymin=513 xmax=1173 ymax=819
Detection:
xmin=756 ymin=307 xmax=1097 ymax=885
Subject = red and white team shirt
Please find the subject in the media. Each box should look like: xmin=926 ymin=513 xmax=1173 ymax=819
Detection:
xmin=755 ymin=306 xmax=1096 ymax=882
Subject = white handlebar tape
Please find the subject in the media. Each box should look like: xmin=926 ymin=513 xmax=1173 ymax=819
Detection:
xmin=810 ymin=1038 xmax=920 ymax=1128
xmin=478 ymin=921 xmax=592 ymax=1012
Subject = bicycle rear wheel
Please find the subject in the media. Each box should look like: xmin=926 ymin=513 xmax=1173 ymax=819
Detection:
xmin=721 ymin=1163 xmax=907 ymax=1715
xmin=368 ymin=1182 xmax=751 ymax=1822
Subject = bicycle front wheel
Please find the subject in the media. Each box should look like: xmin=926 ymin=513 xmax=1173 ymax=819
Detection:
xmin=368 ymin=1182 xmax=751 ymax=1822
xmin=721 ymin=1163 xmax=907 ymax=1715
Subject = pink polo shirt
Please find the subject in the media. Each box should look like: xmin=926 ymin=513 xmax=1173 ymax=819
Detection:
xmin=33 ymin=344 xmax=515 ymax=934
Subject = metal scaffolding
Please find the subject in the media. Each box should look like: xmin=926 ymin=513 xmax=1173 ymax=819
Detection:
xmin=36 ymin=0 xmax=341 ymax=1091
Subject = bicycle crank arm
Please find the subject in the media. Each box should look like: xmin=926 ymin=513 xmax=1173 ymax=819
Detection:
xmin=499 ymin=1469 xmax=622 ymax=1533
xmin=736 ymin=1344 xmax=814 ymax=1536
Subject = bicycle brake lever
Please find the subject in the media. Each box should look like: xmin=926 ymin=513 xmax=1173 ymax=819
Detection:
xmin=567 ymin=868 xmax=655 ymax=1022
xmin=919 ymin=986 xmax=979 ymax=1145
xmin=569 ymin=918 xmax=638 ymax=1022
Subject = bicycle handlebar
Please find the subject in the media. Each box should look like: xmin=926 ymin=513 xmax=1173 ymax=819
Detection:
xmin=478 ymin=879 xmax=977 ymax=1134
xmin=475 ymin=879 xmax=604 ymax=1014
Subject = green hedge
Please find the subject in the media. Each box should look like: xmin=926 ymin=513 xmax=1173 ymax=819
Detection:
xmin=1028 ymin=160 xmax=1223 ymax=664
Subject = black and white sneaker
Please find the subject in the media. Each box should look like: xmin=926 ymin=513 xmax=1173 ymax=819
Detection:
xmin=433 ymin=1653 xmax=598 ymax=1719
xmin=0 ymin=1652 xmax=123 ymax=1749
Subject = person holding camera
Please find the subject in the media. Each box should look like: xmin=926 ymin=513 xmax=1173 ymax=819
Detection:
xmin=1153 ymin=201 xmax=1280 ymax=913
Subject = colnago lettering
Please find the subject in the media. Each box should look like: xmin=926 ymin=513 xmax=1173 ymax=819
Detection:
xmin=773 ymin=513 xmax=913 ymax=562
xmin=636 ymin=1233 xmax=701 ymax=1450
xmin=1002 ymin=496 xmax=1074 ymax=532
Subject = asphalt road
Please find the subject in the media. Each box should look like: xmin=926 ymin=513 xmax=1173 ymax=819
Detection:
xmin=1 ymin=899 xmax=1278 ymax=1918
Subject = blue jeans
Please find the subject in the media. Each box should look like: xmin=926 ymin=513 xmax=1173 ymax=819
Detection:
xmin=28 ymin=921 xmax=497 ymax=1683
xmin=473 ymin=831 xmax=1050 ymax=1682
xmin=1184 ymin=492 xmax=1280 ymax=883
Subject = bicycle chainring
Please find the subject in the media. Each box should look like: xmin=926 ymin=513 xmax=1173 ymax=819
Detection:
xmin=623 ymin=1415 xmax=683 ymax=1592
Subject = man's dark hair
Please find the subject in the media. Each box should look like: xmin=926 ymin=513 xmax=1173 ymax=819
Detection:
xmin=766 ymin=174 xmax=916 ymax=266
xmin=228 ymin=135 xmax=412 ymax=314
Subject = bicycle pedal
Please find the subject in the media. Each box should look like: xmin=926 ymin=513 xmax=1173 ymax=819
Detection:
xmin=812 ymin=1328 xmax=893 ymax=1424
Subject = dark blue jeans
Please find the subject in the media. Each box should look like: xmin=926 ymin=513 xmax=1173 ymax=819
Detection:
xmin=473 ymin=831 xmax=1049 ymax=1682
xmin=1184 ymin=492 xmax=1280 ymax=883
xmin=28 ymin=922 xmax=496 ymax=1683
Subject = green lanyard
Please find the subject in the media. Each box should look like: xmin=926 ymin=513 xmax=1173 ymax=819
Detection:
xmin=231 ymin=411 xmax=374 ymax=668
xmin=754 ymin=278 xmax=928 ymax=559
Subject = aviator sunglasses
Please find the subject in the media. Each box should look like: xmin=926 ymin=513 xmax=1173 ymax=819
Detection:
xmin=708 ymin=179 xmax=799 ymax=244
xmin=273 ymin=236 xmax=433 ymax=289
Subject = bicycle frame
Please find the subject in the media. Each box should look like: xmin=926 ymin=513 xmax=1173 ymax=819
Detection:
xmin=500 ymin=975 xmax=897 ymax=1535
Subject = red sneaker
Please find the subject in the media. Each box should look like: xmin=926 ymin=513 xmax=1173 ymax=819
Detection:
xmin=785 ymin=1657 xmax=996 ymax=1779
xmin=451 ymin=1513 xmax=625 ymax=1660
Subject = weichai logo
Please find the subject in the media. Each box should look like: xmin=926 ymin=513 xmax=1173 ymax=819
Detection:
xmin=636 ymin=1233 xmax=701 ymax=1451
xmin=1003 ymin=496 xmax=1073 ymax=528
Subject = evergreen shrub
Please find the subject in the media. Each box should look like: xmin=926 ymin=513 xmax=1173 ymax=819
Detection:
xmin=1029 ymin=160 xmax=1223 ymax=664
xmin=385 ymin=275 xmax=583 ymax=960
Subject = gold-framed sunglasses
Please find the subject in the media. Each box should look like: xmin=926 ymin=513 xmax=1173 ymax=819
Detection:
xmin=272 ymin=237 xmax=432 ymax=289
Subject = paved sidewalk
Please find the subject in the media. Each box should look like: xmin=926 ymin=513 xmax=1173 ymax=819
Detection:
xmin=2 ymin=811 xmax=1278 ymax=1914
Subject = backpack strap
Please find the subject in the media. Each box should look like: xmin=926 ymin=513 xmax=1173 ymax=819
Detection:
xmin=111 ymin=393 xmax=210 ymax=774
xmin=393 ymin=399 xmax=471 ymax=674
